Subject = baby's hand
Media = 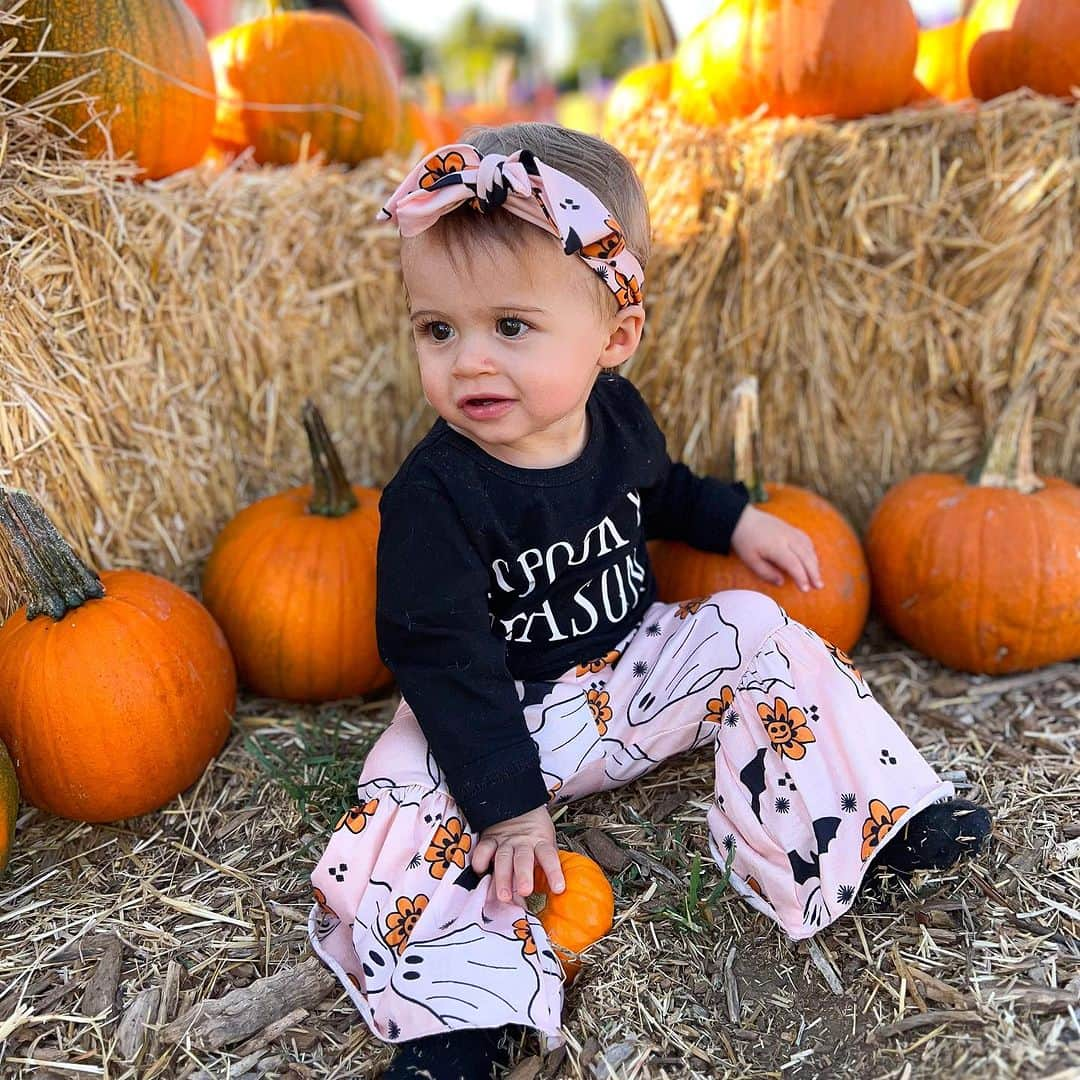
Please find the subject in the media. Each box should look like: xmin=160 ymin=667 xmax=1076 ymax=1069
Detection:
xmin=471 ymin=805 xmax=565 ymax=904
xmin=730 ymin=505 xmax=824 ymax=592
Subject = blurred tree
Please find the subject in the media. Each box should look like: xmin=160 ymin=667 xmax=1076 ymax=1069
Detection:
xmin=560 ymin=0 xmax=644 ymax=88
xmin=392 ymin=28 xmax=429 ymax=78
xmin=437 ymin=6 xmax=533 ymax=96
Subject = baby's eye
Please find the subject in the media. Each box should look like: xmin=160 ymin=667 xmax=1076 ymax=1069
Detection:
xmin=497 ymin=317 xmax=527 ymax=338
xmin=419 ymin=320 xmax=453 ymax=342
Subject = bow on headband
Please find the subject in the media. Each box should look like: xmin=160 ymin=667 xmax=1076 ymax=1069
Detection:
xmin=378 ymin=144 xmax=645 ymax=311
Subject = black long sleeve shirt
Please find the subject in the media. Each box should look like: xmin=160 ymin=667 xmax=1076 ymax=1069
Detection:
xmin=375 ymin=373 xmax=749 ymax=831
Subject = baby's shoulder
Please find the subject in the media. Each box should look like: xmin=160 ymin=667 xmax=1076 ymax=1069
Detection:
xmin=594 ymin=373 xmax=663 ymax=442
xmin=381 ymin=423 xmax=470 ymax=506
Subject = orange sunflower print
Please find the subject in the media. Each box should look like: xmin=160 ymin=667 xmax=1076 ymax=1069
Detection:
xmin=676 ymin=597 xmax=707 ymax=620
xmin=612 ymin=268 xmax=643 ymax=308
xmin=419 ymin=151 xmax=466 ymax=190
xmin=580 ymin=217 xmax=626 ymax=261
xmin=860 ymin=799 xmax=909 ymax=861
xmin=335 ymin=798 xmax=379 ymax=833
xmin=312 ymin=885 xmax=337 ymax=920
xmin=513 ymin=917 xmax=537 ymax=956
xmin=705 ymin=686 xmax=736 ymax=723
xmin=424 ymin=816 xmax=472 ymax=879
xmin=827 ymin=641 xmax=863 ymax=681
xmin=586 ymin=687 xmax=613 ymax=735
xmin=384 ymin=893 xmax=429 ymax=954
xmin=758 ymin=697 xmax=816 ymax=760
xmin=577 ymin=650 xmax=621 ymax=676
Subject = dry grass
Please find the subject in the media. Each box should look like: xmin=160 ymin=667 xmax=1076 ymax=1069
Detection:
xmin=2 ymin=627 xmax=1078 ymax=1079
xmin=2 ymin=50 xmax=1078 ymax=615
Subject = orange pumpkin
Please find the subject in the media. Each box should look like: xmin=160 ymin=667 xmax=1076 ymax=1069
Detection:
xmin=530 ymin=850 xmax=615 ymax=982
xmin=0 ymin=739 xmax=17 ymax=875
xmin=603 ymin=0 xmax=677 ymax=138
xmin=9 ymin=0 xmax=215 ymax=178
xmin=912 ymin=18 xmax=973 ymax=102
xmin=866 ymin=386 xmax=1080 ymax=675
xmin=965 ymin=0 xmax=1080 ymax=101
xmin=396 ymin=100 xmax=445 ymax=156
xmin=650 ymin=379 xmax=870 ymax=653
xmin=670 ymin=0 xmax=918 ymax=124
xmin=201 ymin=403 xmax=391 ymax=703
xmin=0 ymin=489 xmax=235 ymax=822
xmin=209 ymin=8 xmax=399 ymax=165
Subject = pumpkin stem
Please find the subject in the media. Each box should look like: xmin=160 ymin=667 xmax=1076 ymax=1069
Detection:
xmin=0 ymin=487 xmax=105 ymax=621
xmin=641 ymin=0 xmax=678 ymax=62
xmin=969 ymin=384 xmax=1044 ymax=494
xmin=302 ymin=401 xmax=358 ymax=518
xmin=731 ymin=377 xmax=768 ymax=505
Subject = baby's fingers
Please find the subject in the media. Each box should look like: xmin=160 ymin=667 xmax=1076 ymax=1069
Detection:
xmin=471 ymin=835 xmax=497 ymax=874
xmin=535 ymin=842 xmax=565 ymax=895
xmin=741 ymin=549 xmax=785 ymax=587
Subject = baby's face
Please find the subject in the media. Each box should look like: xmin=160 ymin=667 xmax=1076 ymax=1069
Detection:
xmin=401 ymin=229 xmax=625 ymax=469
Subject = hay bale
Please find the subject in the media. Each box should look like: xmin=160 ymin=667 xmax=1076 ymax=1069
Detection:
xmin=1 ymin=74 xmax=1078 ymax=616
xmin=617 ymin=95 xmax=1079 ymax=531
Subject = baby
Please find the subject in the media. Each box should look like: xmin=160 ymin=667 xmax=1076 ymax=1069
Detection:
xmin=309 ymin=123 xmax=991 ymax=1079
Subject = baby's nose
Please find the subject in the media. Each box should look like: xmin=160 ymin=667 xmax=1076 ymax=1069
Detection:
xmin=452 ymin=345 xmax=498 ymax=376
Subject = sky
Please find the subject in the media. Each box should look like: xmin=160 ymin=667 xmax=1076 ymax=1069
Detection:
xmin=375 ymin=0 xmax=965 ymax=70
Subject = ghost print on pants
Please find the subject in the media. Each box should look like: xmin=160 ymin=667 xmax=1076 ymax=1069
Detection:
xmin=310 ymin=590 xmax=952 ymax=1050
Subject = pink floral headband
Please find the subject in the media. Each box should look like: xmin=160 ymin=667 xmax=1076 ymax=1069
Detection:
xmin=378 ymin=144 xmax=645 ymax=311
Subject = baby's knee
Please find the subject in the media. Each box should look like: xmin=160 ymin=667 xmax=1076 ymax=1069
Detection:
xmin=710 ymin=589 xmax=786 ymax=635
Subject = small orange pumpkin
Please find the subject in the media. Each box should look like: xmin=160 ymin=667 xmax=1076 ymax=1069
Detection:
xmin=0 ymin=739 xmax=17 ymax=875
xmin=0 ymin=489 xmax=236 ymax=823
xmin=209 ymin=6 xmax=399 ymax=165
xmin=866 ymin=385 xmax=1080 ymax=675
xmin=965 ymin=0 xmax=1080 ymax=101
xmin=530 ymin=850 xmax=615 ymax=982
xmin=650 ymin=379 xmax=870 ymax=653
xmin=670 ymin=0 xmax=919 ymax=125
xmin=201 ymin=403 xmax=391 ymax=703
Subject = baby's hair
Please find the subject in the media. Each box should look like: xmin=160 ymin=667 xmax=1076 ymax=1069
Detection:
xmin=404 ymin=122 xmax=651 ymax=316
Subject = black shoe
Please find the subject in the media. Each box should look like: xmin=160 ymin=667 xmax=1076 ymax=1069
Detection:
xmin=381 ymin=1025 xmax=521 ymax=1080
xmin=877 ymin=798 xmax=992 ymax=874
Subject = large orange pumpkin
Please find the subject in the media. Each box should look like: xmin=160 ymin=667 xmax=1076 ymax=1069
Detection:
xmin=965 ymin=0 xmax=1080 ymax=101
xmin=209 ymin=8 xmax=399 ymax=165
xmin=201 ymin=403 xmax=391 ymax=703
xmin=603 ymin=0 xmax=678 ymax=139
xmin=671 ymin=0 xmax=918 ymax=124
xmin=8 ymin=0 xmax=216 ymax=178
xmin=0 ymin=489 xmax=236 ymax=823
xmin=650 ymin=379 xmax=870 ymax=653
xmin=0 ymin=739 xmax=17 ymax=876
xmin=912 ymin=18 xmax=973 ymax=102
xmin=866 ymin=387 xmax=1080 ymax=675
xmin=530 ymin=850 xmax=615 ymax=982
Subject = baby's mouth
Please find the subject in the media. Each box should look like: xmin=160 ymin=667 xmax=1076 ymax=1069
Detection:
xmin=458 ymin=396 xmax=516 ymax=419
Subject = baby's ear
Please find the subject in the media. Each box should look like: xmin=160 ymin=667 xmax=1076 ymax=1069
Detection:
xmin=599 ymin=306 xmax=645 ymax=369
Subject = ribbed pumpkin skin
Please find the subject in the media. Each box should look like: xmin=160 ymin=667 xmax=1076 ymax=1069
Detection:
xmin=210 ymin=11 xmax=399 ymax=164
xmin=0 ymin=740 xmax=17 ymax=875
xmin=10 ymin=0 xmax=215 ymax=179
xmin=650 ymin=484 xmax=870 ymax=653
xmin=965 ymin=0 xmax=1080 ymax=101
xmin=532 ymin=851 xmax=614 ymax=982
xmin=603 ymin=61 xmax=672 ymax=138
xmin=671 ymin=0 xmax=918 ymax=124
xmin=201 ymin=485 xmax=391 ymax=702
xmin=866 ymin=475 xmax=1080 ymax=674
xmin=0 ymin=570 xmax=235 ymax=822
xmin=912 ymin=19 xmax=973 ymax=102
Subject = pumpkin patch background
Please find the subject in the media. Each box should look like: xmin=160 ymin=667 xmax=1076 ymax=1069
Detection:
xmin=0 ymin=0 xmax=1077 ymax=1077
